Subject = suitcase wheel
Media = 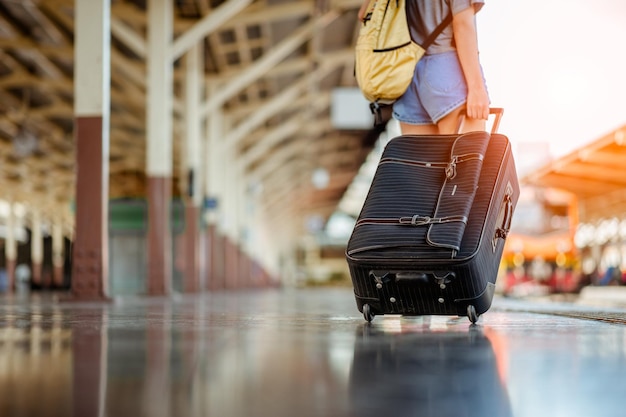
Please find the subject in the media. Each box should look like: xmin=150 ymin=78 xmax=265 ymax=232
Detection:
xmin=363 ymin=304 xmax=375 ymax=323
xmin=467 ymin=305 xmax=479 ymax=324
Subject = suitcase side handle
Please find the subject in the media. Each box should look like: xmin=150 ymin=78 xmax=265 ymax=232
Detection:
xmin=456 ymin=107 xmax=504 ymax=134
xmin=492 ymin=181 xmax=514 ymax=252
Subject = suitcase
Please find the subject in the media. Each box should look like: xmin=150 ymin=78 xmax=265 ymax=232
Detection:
xmin=345 ymin=108 xmax=519 ymax=323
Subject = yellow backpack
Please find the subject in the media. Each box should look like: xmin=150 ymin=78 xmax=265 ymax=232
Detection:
xmin=355 ymin=0 xmax=452 ymax=113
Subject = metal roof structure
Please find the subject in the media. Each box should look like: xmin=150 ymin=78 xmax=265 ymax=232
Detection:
xmin=0 ymin=0 xmax=372 ymax=240
xmin=523 ymin=125 xmax=626 ymax=224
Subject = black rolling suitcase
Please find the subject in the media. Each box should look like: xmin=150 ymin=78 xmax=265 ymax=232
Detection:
xmin=346 ymin=108 xmax=518 ymax=323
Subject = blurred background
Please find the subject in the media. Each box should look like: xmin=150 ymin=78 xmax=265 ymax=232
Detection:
xmin=0 ymin=0 xmax=624 ymax=300
xmin=2 ymin=3 xmax=626 ymax=416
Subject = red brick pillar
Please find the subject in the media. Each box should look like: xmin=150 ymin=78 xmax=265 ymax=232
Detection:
xmin=71 ymin=0 xmax=111 ymax=300
xmin=5 ymin=259 xmax=15 ymax=293
xmin=239 ymin=248 xmax=251 ymax=288
xmin=146 ymin=0 xmax=174 ymax=295
xmin=72 ymin=116 xmax=109 ymax=300
xmin=181 ymin=42 xmax=203 ymax=293
xmin=147 ymin=178 xmax=172 ymax=295
xmin=205 ymin=225 xmax=216 ymax=290
xmin=224 ymin=237 xmax=239 ymax=289
xmin=52 ymin=222 xmax=65 ymax=287
xmin=4 ymin=202 xmax=17 ymax=293
xmin=31 ymin=210 xmax=44 ymax=288
xmin=183 ymin=204 xmax=201 ymax=292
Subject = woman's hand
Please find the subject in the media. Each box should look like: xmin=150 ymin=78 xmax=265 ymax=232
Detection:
xmin=358 ymin=0 xmax=371 ymax=22
xmin=466 ymin=85 xmax=490 ymax=121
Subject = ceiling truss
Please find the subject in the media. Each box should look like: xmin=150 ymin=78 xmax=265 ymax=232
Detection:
xmin=0 ymin=0 xmax=372 ymax=235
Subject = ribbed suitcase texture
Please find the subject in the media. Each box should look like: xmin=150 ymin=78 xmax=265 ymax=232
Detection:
xmin=346 ymin=131 xmax=519 ymax=322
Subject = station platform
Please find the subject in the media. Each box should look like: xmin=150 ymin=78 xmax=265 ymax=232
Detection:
xmin=577 ymin=285 xmax=626 ymax=308
xmin=1 ymin=287 xmax=626 ymax=417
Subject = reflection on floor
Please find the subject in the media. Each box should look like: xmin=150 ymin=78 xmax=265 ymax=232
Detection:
xmin=0 ymin=288 xmax=625 ymax=417
xmin=350 ymin=324 xmax=512 ymax=416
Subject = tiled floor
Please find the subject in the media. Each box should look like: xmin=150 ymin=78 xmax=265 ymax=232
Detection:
xmin=1 ymin=287 xmax=626 ymax=417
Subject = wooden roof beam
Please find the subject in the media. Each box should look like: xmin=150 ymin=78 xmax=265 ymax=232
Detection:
xmin=222 ymin=65 xmax=334 ymax=147
xmin=237 ymin=116 xmax=303 ymax=171
xmin=201 ymin=10 xmax=339 ymax=116
xmin=172 ymin=0 xmax=253 ymax=60
xmin=247 ymin=118 xmax=333 ymax=181
xmin=111 ymin=17 xmax=146 ymax=59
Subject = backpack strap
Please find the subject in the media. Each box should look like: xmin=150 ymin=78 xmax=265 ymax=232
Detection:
xmin=420 ymin=12 xmax=453 ymax=50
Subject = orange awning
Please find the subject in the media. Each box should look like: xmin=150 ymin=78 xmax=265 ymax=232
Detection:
xmin=504 ymin=231 xmax=574 ymax=260
xmin=523 ymin=126 xmax=626 ymax=223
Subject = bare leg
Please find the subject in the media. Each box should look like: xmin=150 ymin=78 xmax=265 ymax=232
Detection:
xmin=399 ymin=122 xmax=438 ymax=135
xmin=437 ymin=105 xmax=486 ymax=134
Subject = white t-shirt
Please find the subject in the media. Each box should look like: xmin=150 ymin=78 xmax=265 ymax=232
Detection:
xmin=407 ymin=0 xmax=484 ymax=54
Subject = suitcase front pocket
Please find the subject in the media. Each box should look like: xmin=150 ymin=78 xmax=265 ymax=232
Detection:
xmin=347 ymin=132 xmax=490 ymax=258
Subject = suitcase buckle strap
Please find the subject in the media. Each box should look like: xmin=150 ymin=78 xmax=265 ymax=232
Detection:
xmin=445 ymin=157 xmax=458 ymax=179
xmin=399 ymin=214 xmax=468 ymax=226
xmin=445 ymin=153 xmax=484 ymax=179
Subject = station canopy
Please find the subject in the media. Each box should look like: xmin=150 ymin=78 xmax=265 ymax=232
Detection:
xmin=523 ymin=125 xmax=626 ymax=224
xmin=0 ymin=0 xmax=373 ymax=234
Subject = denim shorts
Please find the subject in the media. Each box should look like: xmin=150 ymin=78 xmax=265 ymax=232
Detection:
xmin=392 ymin=51 xmax=488 ymax=125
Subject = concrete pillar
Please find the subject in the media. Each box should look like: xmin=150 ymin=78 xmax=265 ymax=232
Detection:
xmin=223 ymin=140 xmax=240 ymax=289
xmin=237 ymin=179 xmax=254 ymax=288
xmin=4 ymin=203 xmax=17 ymax=293
xmin=208 ymin=226 xmax=225 ymax=290
xmin=146 ymin=0 xmax=173 ymax=295
xmin=52 ymin=222 xmax=65 ymax=287
xmin=183 ymin=206 xmax=201 ymax=291
xmin=30 ymin=210 xmax=44 ymax=288
xmin=243 ymin=196 xmax=274 ymax=287
xmin=182 ymin=42 xmax=203 ymax=293
xmin=277 ymin=212 xmax=300 ymax=287
xmin=239 ymin=246 xmax=251 ymax=288
xmin=237 ymin=173 xmax=250 ymax=288
xmin=224 ymin=240 xmax=239 ymax=289
xmin=205 ymin=84 xmax=226 ymax=290
xmin=72 ymin=0 xmax=111 ymax=300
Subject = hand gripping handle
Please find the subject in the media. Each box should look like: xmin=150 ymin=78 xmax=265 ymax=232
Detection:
xmin=456 ymin=107 xmax=504 ymax=134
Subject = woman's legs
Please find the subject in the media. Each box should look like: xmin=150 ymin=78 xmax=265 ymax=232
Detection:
xmin=399 ymin=106 xmax=486 ymax=136
xmin=399 ymin=122 xmax=438 ymax=135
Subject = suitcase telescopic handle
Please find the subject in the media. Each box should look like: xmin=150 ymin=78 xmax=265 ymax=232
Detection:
xmin=489 ymin=108 xmax=504 ymax=133
xmin=456 ymin=107 xmax=504 ymax=134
